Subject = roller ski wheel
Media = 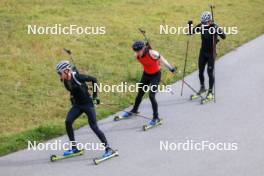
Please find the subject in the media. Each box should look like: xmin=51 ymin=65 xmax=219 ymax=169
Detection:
xmin=190 ymin=94 xmax=200 ymax=100
xmin=113 ymin=111 xmax=138 ymax=121
xmin=190 ymin=90 xmax=207 ymax=100
xmin=143 ymin=119 xmax=163 ymax=131
xmin=50 ymin=155 xmax=57 ymax=162
xmin=50 ymin=149 xmax=84 ymax=162
xmin=201 ymin=93 xmax=214 ymax=104
xmin=93 ymin=149 xmax=119 ymax=165
xmin=114 ymin=116 xmax=122 ymax=121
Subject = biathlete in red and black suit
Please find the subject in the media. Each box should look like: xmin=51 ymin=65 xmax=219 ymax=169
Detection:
xmin=121 ymin=41 xmax=176 ymax=125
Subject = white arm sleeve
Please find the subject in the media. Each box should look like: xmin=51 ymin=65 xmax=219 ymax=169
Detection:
xmin=149 ymin=50 xmax=161 ymax=60
xmin=149 ymin=50 xmax=174 ymax=71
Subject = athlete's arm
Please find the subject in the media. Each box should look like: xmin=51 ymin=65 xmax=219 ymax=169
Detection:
xmin=214 ymin=23 xmax=226 ymax=40
xmin=192 ymin=23 xmax=202 ymax=34
xmin=78 ymin=74 xmax=98 ymax=98
xmin=149 ymin=50 xmax=176 ymax=73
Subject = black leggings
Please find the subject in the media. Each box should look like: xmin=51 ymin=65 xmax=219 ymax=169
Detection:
xmin=65 ymin=104 xmax=108 ymax=148
xmin=132 ymin=71 xmax=161 ymax=119
xmin=198 ymin=51 xmax=215 ymax=90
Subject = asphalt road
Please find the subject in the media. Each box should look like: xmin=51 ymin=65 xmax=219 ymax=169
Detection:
xmin=1 ymin=35 xmax=264 ymax=176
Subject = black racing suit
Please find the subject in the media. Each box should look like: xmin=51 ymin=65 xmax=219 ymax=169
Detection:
xmin=63 ymin=72 xmax=108 ymax=149
xmin=194 ymin=23 xmax=226 ymax=91
xmin=131 ymin=71 xmax=161 ymax=120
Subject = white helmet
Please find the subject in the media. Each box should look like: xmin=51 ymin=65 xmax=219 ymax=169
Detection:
xmin=56 ymin=60 xmax=71 ymax=74
xmin=200 ymin=11 xmax=212 ymax=24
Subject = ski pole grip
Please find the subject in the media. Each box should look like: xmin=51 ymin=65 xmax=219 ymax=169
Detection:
xmin=187 ymin=20 xmax=193 ymax=35
xmin=170 ymin=66 xmax=177 ymax=73
xmin=63 ymin=48 xmax=71 ymax=55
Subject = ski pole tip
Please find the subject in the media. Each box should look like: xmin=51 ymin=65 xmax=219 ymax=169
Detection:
xmin=209 ymin=4 xmax=215 ymax=8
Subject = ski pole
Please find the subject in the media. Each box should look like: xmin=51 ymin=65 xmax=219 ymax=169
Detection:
xmin=182 ymin=80 xmax=204 ymax=99
xmin=181 ymin=34 xmax=190 ymax=96
xmin=122 ymin=111 xmax=152 ymax=120
xmin=63 ymin=48 xmax=80 ymax=74
xmin=63 ymin=48 xmax=75 ymax=64
xmin=138 ymin=28 xmax=147 ymax=41
xmin=138 ymin=28 xmax=152 ymax=49
xmin=181 ymin=20 xmax=198 ymax=96
xmin=99 ymin=102 xmax=120 ymax=106
xmin=95 ymin=103 xmax=120 ymax=108
xmin=210 ymin=4 xmax=216 ymax=103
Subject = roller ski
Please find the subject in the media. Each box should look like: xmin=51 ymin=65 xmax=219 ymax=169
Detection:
xmin=190 ymin=86 xmax=207 ymax=100
xmin=201 ymin=91 xmax=215 ymax=104
xmin=50 ymin=148 xmax=84 ymax=162
xmin=114 ymin=111 xmax=138 ymax=121
xmin=93 ymin=148 xmax=119 ymax=165
xmin=143 ymin=118 xmax=163 ymax=131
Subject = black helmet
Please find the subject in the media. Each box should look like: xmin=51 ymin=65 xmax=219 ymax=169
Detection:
xmin=132 ymin=41 xmax=145 ymax=51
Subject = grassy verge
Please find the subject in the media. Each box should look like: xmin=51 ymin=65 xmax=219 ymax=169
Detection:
xmin=0 ymin=0 xmax=263 ymax=156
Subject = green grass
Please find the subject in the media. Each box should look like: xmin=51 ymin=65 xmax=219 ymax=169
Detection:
xmin=0 ymin=0 xmax=264 ymax=156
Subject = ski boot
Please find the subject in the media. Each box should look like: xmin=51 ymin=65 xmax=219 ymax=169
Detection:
xmin=114 ymin=111 xmax=138 ymax=121
xmin=63 ymin=148 xmax=82 ymax=156
xmin=201 ymin=90 xmax=214 ymax=104
xmin=93 ymin=147 xmax=119 ymax=165
xmin=190 ymin=85 xmax=207 ymax=100
xmin=143 ymin=118 xmax=163 ymax=131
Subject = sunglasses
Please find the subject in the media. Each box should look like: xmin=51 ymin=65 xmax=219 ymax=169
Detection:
xmin=57 ymin=72 xmax=62 ymax=75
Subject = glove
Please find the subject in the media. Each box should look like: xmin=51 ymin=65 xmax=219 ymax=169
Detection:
xmin=93 ymin=96 xmax=100 ymax=105
xmin=188 ymin=20 xmax=193 ymax=35
xmin=170 ymin=67 xmax=177 ymax=73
